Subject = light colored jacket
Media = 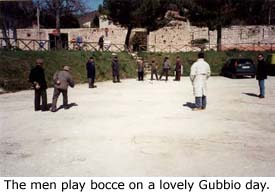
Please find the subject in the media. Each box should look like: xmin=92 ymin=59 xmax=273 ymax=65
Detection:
xmin=137 ymin=60 xmax=144 ymax=72
xmin=190 ymin=59 xmax=211 ymax=97
xmin=53 ymin=70 xmax=75 ymax=90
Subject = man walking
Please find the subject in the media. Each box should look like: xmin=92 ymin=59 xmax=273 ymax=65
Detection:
xmin=51 ymin=66 xmax=75 ymax=112
xmin=86 ymin=57 xmax=97 ymax=88
xmin=112 ymin=54 xmax=121 ymax=83
xmin=29 ymin=58 xmax=48 ymax=111
xmin=256 ymin=54 xmax=268 ymax=98
xmin=190 ymin=52 xmax=211 ymax=111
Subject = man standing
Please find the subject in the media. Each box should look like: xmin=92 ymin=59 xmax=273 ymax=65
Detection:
xmin=98 ymin=35 xmax=104 ymax=51
xmin=112 ymin=54 xmax=121 ymax=83
xmin=150 ymin=58 xmax=158 ymax=80
xmin=256 ymin=54 xmax=268 ymax=98
xmin=86 ymin=57 xmax=97 ymax=88
xmin=190 ymin=52 xmax=211 ymax=111
xmin=174 ymin=56 xmax=182 ymax=81
xmin=137 ymin=58 xmax=144 ymax=81
xmin=159 ymin=57 xmax=170 ymax=81
xmin=51 ymin=66 xmax=75 ymax=112
xmin=29 ymin=58 xmax=48 ymax=111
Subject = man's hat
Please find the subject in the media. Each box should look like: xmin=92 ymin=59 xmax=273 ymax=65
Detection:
xmin=63 ymin=66 xmax=70 ymax=71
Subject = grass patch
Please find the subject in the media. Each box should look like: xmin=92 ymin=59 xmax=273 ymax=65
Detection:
xmin=0 ymin=50 xmax=137 ymax=92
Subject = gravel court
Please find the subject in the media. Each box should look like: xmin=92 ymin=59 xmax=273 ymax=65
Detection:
xmin=0 ymin=76 xmax=274 ymax=176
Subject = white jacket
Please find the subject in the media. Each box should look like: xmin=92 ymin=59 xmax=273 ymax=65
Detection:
xmin=190 ymin=59 xmax=211 ymax=97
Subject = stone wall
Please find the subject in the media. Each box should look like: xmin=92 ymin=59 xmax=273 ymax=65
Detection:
xmin=14 ymin=28 xmax=128 ymax=51
xmin=148 ymin=21 xmax=275 ymax=52
xmin=1 ymin=21 xmax=275 ymax=52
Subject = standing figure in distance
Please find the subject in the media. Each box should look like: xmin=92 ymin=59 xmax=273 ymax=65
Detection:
xmin=86 ymin=57 xmax=97 ymax=88
xmin=190 ymin=52 xmax=211 ymax=111
xmin=159 ymin=57 xmax=170 ymax=81
xmin=174 ymin=56 xmax=182 ymax=81
xmin=98 ymin=35 xmax=104 ymax=51
xmin=51 ymin=66 xmax=75 ymax=112
xmin=112 ymin=54 xmax=121 ymax=83
xmin=256 ymin=54 xmax=268 ymax=98
xmin=150 ymin=58 xmax=158 ymax=80
xmin=137 ymin=58 xmax=144 ymax=81
xmin=29 ymin=58 xmax=48 ymax=111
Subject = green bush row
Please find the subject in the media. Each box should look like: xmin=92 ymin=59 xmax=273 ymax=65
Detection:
xmin=0 ymin=50 xmax=272 ymax=92
xmin=0 ymin=50 xmax=137 ymax=92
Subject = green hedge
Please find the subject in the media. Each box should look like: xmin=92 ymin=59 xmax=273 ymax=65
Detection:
xmin=0 ymin=50 xmax=137 ymax=92
xmin=0 ymin=50 xmax=272 ymax=92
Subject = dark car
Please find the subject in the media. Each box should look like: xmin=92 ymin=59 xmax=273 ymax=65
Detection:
xmin=221 ymin=58 xmax=256 ymax=78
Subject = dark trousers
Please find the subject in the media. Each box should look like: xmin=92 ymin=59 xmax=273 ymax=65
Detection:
xmin=160 ymin=68 xmax=169 ymax=81
xmin=175 ymin=71 xmax=181 ymax=81
xmin=138 ymin=71 xmax=144 ymax=81
xmin=34 ymin=89 xmax=47 ymax=111
xmin=51 ymin=88 xmax=68 ymax=110
xmin=195 ymin=96 xmax=207 ymax=109
xmin=151 ymin=70 xmax=158 ymax=80
xmin=88 ymin=77 xmax=95 ymax=88
xmin=113 ymin=75 xmax=120 ymax=82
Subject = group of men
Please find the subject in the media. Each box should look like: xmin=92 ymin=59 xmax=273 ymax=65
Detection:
xmin=137 ymin=56 xmax=183 ymax=82
xmin=29 ymin=52 xmax=268 ymax=112
xmin=29 ymin=59 xmax=75 ymax=112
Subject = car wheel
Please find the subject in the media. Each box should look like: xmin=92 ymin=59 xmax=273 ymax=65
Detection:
xmin=251 ymin=75 xmax=255 ymax=78
xmin=231 ymin=74 xmax=236 ymax=79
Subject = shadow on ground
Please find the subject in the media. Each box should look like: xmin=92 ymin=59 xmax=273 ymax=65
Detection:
xmin=183 ymin=102 xmax=196 ymax=110
xmin=56 ymin=103 xmax=78 ymax=112
xmin=243 ymin=93 xmax=258 ymax=97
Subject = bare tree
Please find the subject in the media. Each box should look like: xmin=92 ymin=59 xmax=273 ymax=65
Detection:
xmin=0 ymin=1 xmax=34 ymax=49
xmin=39 ymin=0 xmax=88 ymax=48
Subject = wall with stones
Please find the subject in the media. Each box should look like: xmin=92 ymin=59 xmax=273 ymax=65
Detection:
xmin=148 ymin=22 xmax=275 ymax=52
xmin=1 ymin=22 xmax=275 ymax=52
xmin=221 ymin=25 xmax=275 ymax=50
xmin=14 ymin=28 xmax=128 ymax=51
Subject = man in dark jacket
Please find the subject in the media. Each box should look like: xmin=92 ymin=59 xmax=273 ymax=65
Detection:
xmin=174 ymin=56 xmax=182 ymax=81
xmin=51 ymin=66 xmax=75 ymax=112
xmin=86 ymin=57 xmax=97 ymax=88
xmin=98 ymin=35 xmax=104 ymax=51
xmin=256 ymin=54 xmax=268 ymax=98
xmin=112 ymin=54 xmax=120 ymax=83
xmin=137 ymin=58 xmax=144 ymax=81
xmin=29 ymin=58 xmax=48 ymax=111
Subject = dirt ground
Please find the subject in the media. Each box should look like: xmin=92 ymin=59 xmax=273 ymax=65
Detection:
xmin=0 ymin=76 xmax=275 ymax=176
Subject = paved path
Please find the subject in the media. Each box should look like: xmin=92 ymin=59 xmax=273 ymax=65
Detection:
xmin=0 ymin=77 xmax=275 ymax=176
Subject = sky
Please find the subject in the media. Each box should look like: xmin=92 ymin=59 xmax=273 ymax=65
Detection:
xmin=87 ymin=0 xmax=103 ymax=11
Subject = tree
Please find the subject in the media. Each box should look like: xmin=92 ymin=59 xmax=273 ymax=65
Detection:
xmin=103 ymin=0 xmax=169 ymax=50
xmin=183 ymin=0 xmax=239 ymax=51
xmin=182 ymin=0 xmax=271 ymax=51
xmin=0 ymin=1 xmax=35 ymax=48
xmin=38 ymin=0 xmax=87 ymax=48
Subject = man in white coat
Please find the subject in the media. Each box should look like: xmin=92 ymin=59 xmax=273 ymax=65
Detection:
xmin=190 ymin=52 xmax=211 ymax=111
